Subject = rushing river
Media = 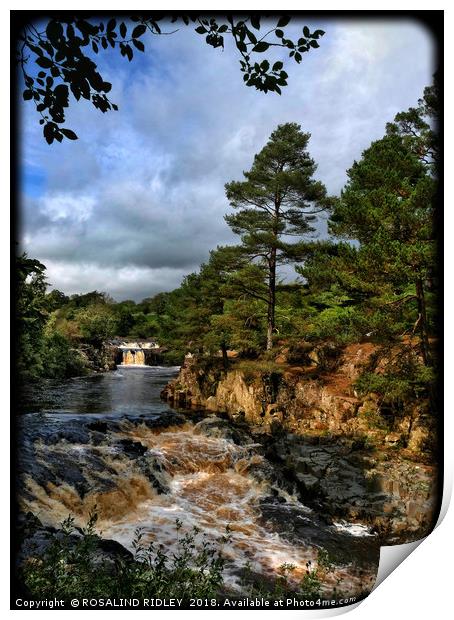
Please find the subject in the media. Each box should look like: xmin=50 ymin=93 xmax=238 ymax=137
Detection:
xmin=17 ymin=366 xmax=379 ymax=597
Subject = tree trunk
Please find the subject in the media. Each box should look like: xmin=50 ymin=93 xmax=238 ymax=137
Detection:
xmin=221 ymin=341 xmax=229 ymax=369
xmin=415 ymin=276 xmax=431 ymax=366
xmin=267 ymin=249 xmax=276 ymax=351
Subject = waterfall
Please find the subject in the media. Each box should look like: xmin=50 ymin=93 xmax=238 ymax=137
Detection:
xmin=121 ymin=349 xmax=146 ymax=366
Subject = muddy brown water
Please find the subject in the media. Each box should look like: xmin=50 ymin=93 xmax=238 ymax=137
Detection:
xmin=17 ymin=366 xmax=379 ymax=596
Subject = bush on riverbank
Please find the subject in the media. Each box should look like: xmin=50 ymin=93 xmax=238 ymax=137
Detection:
xmin=20 ymin=511 xmax=228 ymax=600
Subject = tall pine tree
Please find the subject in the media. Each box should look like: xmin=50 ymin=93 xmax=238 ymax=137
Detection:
xmin=329 ymin=132 xmax=436 ymax=365
xmin=225 ymin=122 xmax=331 ymax=350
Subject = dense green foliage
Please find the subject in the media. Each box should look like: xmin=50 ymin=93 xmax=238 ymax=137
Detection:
xmin=16 ymin=255 xmax=87 ymax=380
xmin=327 ymin=134 xmax=436 ymax=364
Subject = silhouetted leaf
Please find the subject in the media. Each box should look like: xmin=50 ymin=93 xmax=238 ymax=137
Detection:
xmin=22 ymin=90 xmax=33 ymax=101
xmin=70 ymin=82 xmax=81 ymax=100
xmin=277 ymin=16 xmax=291 ymax=28
xmin=60 ymin=128 xmax=78 ymax=140
xmin=151 ymin=20 xmax=161 ymax=34
xmin=132 ymin=24 xmax=146 ymax=38
xmin=252 ymin=42 xmax=269 ymax=53
xmin=43 ymin=123 xmax=54 ymax=144
xmin=46 ymin=21 xmax=63 ymax=42
xmin=54 ymin=84 xmax=69 ymax=104
xmin=246 ymin=29 xmax=257 ymax=44
xmin=79 ymin=78 xmax=90 ymax=99
xmin=28 ymin=44 xmax=43 ymax=56
xmin=88 ymin=71 xmax=104 ymax=92
xmin=36 ymin=57 xmax=53 ymax=69
xmin=261 ymin=59 xmax=270 ymax=72
xmin=133 ymin=39 xmax=145 ymax=52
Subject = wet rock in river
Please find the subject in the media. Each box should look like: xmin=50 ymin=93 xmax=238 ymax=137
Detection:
xmin=87 ymin=421 xmax=108 ymax=434
xmin=194 ymin=415 xmax=254 ymax=445
xmin=136 ymin=454 xmax=170 ymax=494
xmin=258 ymin=498 xmax=380 ymax=568
xmin=116 ymin=438 xmax=148 ymax=458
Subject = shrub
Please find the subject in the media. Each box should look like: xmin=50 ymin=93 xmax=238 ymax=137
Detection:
xmin=354 ymin=349 xmax=435 ymax=410
xmin=21 ymin=511 xmax=229 ymax=600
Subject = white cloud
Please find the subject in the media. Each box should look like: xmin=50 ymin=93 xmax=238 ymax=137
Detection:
xmin=44 ymin=260 xmax=191 ymax=301
xmin=40 ymin=193 xmax=96 ymax=223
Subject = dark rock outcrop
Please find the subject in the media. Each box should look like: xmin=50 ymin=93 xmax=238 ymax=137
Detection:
xmin=162 ymin=350 xmax=439 ymax=545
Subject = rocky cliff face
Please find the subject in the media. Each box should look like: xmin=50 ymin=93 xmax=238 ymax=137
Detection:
xmin=162 ymin=344 xmax=439 ymax=544
xmin=163 ymin=344 xmax=435 ymax=454
xmin=77 ymin=343 xmax=118 ymax=373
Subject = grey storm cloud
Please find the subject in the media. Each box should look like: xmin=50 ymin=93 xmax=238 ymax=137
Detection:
xmin=19 ymin=18 xmax=435 ymax=300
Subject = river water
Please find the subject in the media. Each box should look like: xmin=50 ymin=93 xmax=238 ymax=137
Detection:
xmin=17 ymin=366 xmax=379 ymax=597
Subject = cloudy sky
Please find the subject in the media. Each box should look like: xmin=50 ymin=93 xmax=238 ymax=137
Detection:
xmin=19 ymin=16 xmax=435 ymax=301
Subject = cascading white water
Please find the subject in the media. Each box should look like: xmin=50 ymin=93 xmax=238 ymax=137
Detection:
xmin=18 ymin=367 xmax=379 ymax=599
xmin=21 ymin=420 xmax=376 ymax=596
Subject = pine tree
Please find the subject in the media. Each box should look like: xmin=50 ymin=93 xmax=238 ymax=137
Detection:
xmin=224 ymin=122 xmax=331 ymax=350
xmin=329 ymin=133 xmax=436 ymax=364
